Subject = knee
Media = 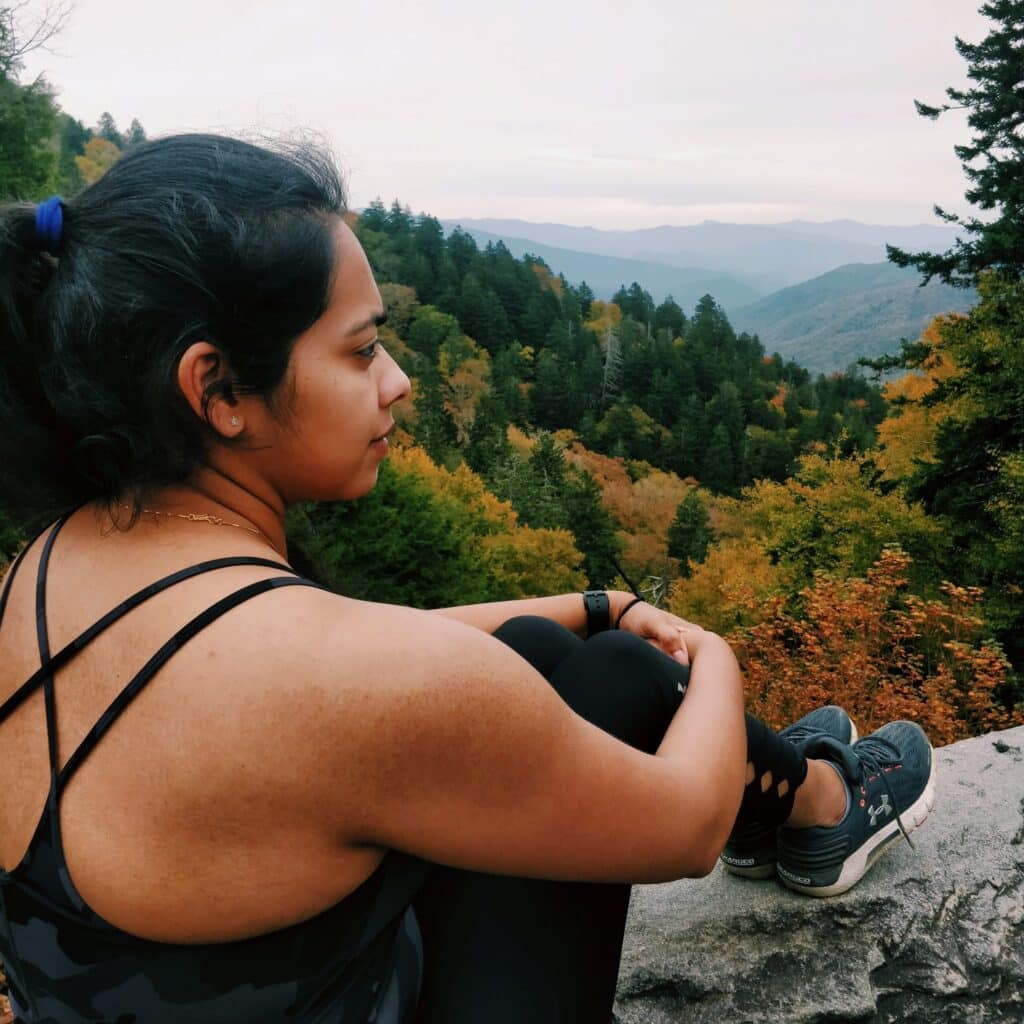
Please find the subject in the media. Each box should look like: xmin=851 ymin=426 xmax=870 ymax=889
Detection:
xmin=584 ymin=628 xmax=656 ymax=661
xmin=492 ymin=615 xmax=582 ymax=671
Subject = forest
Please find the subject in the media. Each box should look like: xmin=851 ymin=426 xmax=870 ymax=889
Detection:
xmin=1 ymin=1 xmax=1022 ymax=750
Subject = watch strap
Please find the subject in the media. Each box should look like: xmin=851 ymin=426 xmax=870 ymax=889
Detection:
xmin=582 ymin=590 xmax=611 ymax=638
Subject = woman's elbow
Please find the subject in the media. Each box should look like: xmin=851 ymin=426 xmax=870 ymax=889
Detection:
xmin=675 ymin=783 xmax=744 ymax=879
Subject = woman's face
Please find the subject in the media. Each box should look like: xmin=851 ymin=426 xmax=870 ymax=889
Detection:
xmin=263 ymin=219 xmax=411 ymax=503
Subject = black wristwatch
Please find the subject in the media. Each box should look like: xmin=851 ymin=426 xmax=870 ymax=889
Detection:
xmin=582 ymin=590 xmax=611 ymax=638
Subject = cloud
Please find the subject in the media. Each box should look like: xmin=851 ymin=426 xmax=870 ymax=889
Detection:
xmin=21 ymin=0 xmax=989 ymax=229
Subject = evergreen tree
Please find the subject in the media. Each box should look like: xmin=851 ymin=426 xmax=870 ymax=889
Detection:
xmin=562 ymin=470 xmax=623 ymax=588
xmin=530 ymin=349 xmax=572 ymax=430
xmin=654 ymin=295 xmax=686 ymax=339
xmin=56 ymin=115 xmax=90 ymax=194
xmin=125 ymin=118 xmax=146 ymax=146
xmin=465 ymin=390 xmax=512 ymax=475
xmin=887 ymin=1 xmax=1024 ymax=285
xmin=576 ymin=280 xmax=595 ymax=319
xmin=412 ymin=370 xmax=458 ymax=465
xmin=0 ymin=75 xmax=57 ymax=198
xmin=96 ymin=110 xmax=124 ymax=149
xmin=671 ymin=393 xmax=707 ymax=479
xmin=521 ymin=432 xmax=568 ymax=528
xmin=667 ymin=490 xmax=714 ymax=576
xmin=702 ymin=423 xmax=736 ymax=493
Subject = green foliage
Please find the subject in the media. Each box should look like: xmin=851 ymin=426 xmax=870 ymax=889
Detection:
xmin=735 ymin=451 xmax=950 ymax=599
xmin=667 ymin=490 xmax=714 ymax=575
xmin=887 ymin=1 xmax=1024 ymax=285
xmin=96 ymin=110 xmax=124 ymax=149
xmin=0 ymin=74 xmax=58 ymax=199
xmin=285 ymin=462 xmax=495 ymax=607
xmin=486 ymin=433 xmax=622 ymax=589
xmin=356 ymin=201 xmax=887 ymax=499
xmin=56 ymin=114 xmax=90 ymax=194
xmin=901 ymin=276 xmax=1024 ymax=669
xmin=0 ymin=506 xmax=26 ymax=566
xmin=285 ymin=448 xmax=585 ymax=605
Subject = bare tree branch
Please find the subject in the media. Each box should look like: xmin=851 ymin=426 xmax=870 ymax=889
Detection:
xmin=1 ymin=1 xmax=73 ymax=79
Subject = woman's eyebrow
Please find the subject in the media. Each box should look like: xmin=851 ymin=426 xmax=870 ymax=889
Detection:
xmin=345 ymin=309 xmax=387 ymax=336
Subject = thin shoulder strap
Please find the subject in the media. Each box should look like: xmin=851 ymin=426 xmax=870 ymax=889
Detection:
xmin=55 ymin=574 xmax=326 ymax=796
xmin=36 ymin=511 xmax=76 ymax=788
xmin=0 ymin=554 xmax=301 ymax=727
xmin=0 ymin=510 xmax=77 ymax=630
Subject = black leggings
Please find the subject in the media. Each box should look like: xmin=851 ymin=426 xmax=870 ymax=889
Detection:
xmin=411 ymin=616 xmax=804 ymax=1024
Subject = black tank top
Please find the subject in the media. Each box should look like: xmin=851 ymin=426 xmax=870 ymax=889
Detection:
xmin=0 ymin=509 xmax=430 ymax=1023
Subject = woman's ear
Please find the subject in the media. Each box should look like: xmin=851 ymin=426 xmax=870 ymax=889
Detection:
xmin=176 ymin=341 xmax=245 ymax=438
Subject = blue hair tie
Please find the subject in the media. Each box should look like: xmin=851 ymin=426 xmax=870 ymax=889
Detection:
xmin=34 ymin=195 xmax=64 ymax=255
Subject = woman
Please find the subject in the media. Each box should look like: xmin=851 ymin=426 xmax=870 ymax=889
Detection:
xmin=0 ymin=135 xmax=934 ymax=1024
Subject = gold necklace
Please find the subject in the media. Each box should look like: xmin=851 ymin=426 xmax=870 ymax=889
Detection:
xmin=121 ymin=504 xmax=262 ymax=538
xmin=116 ymin=503 xmax=288 ymax=562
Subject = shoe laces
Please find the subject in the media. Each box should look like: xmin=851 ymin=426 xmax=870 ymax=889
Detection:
xmin=784 ymin=723 xmax=831 ymax=747
xmin=850 ymin=735 xmax=915 ymax=850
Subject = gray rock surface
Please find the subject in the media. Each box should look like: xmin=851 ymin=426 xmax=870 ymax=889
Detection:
xmin=613 ymin=725 xmax=1024 ymax=1024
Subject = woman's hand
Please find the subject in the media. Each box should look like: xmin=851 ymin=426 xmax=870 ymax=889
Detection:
xmin=609 ymin=592 xmax=708 ymax=666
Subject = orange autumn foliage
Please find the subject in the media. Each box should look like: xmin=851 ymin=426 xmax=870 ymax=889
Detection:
xmin=583 ymin=300 xmax=622 ymax=341
xmin=874 ymin=317 xmax=963 ymax=484
xmin=530 ymin=262 xmax=564 ymax=296
xmin=564 ymin=441 xmax=689 ymax=579
xmin=729 ymin=547 xmax=1021 ymax=746
xmin=769 ymin=382 xmax=788 ymax=410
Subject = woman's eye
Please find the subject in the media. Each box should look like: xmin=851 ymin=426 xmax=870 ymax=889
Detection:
xmin=356 ymin=340 xmax=379 ymax=359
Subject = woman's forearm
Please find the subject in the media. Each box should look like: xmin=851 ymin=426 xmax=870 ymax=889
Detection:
xmin=429 ymin=590 xmax=635 ymax=636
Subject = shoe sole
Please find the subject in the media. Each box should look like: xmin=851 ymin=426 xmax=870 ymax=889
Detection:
xmin=721 ymin=720 xmax=861 ymax=880
xmin=777 ymin=742 xmax=936 ymax=898
xmin=722 ymin=861 xmax=776 ymax=880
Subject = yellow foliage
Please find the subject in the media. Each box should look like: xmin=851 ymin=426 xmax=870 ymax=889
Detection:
xmin=74 ymin=137 xmax=121 ymax=185
xmin=442 ymin=356 xmax=489 ymax=444
xmin=875 ymin=317 xmax=963 ymax=483
xmin=584 ymin=301 xmax=622 ymax=341
xmin=530 ymin=263 xmax=564 ymax=296
xmin=389 ymin=443 xmax=583 ymax=596
xmin=668 ymin=538 xmax=784 ymax=635
xmin=507 ymin=425 xmax=535 ymax=459
xmin=481 ymin=528 xmax=585 ymax=597
xmin=565 ymin=442 xmax=688 ymax=579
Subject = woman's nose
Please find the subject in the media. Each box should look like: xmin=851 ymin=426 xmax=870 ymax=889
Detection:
xmin=381 ymin=348 xmax=411 ymax=407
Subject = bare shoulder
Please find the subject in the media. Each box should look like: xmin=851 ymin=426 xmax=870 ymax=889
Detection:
xmin=207 ymin=585 xmax=738 ymax=886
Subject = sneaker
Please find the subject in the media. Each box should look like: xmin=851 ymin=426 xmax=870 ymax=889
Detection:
xmin=776 ymin=720 xmax=936 ymax=897
xmin=720 ymin=706 xmax=859 ymax=879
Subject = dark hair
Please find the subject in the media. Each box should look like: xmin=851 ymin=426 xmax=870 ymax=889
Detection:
xmin=0 ymin=133 xmax=346 ymax=530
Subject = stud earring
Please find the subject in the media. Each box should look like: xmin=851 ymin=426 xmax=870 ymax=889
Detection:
xmin=230 ymin=416 xmax=239 ymax=427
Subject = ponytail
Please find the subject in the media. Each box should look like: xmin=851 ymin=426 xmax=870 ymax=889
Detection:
xmin=0 ymin=203 xmax=72 ymax=531
xmin=0 ymin=134 xmax=346 ymax=528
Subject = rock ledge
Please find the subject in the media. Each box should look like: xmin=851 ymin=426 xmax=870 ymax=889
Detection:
xmin=614 ymin=725 xmax=1024 ymax=1024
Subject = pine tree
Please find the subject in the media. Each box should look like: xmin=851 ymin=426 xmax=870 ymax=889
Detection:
xmin=887 ymin=1 xmax=1024 ymax=285
xmin=125 ymin=118 xmax=147 ymax=146
xmin=96 ymin=111 xmax=124 ymax=149
xmin=562 ymin=470 xmax=623 ymax=588
xmin=667 ymin=490 xmax=714 ymax=576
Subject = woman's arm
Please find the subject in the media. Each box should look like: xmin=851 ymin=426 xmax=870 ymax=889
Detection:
xmin=428 ymin=590 xmax=637 ymax=637
xmin=299 ymin=599 xmax=745 ymax=883
xmin=430 ymin=590 xmax=702 ymax=667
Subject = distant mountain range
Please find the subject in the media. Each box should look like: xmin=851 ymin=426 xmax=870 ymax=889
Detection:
xmin=444 ymin=226 xmax=761 ymax=311
xmin=438 ymin=216 xmax=972 ymax=374
xmin=730 ymin=262 xmax=974 ymax=374
xmin=441 ymin=217 xmax=961 ymax=292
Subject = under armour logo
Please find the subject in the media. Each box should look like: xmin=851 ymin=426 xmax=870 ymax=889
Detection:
xmin=868 ymin=794 xmax=892 ymax=826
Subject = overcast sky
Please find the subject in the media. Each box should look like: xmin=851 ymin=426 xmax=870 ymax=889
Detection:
xmin=21 ymin=0 xmax=990 ymax=230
